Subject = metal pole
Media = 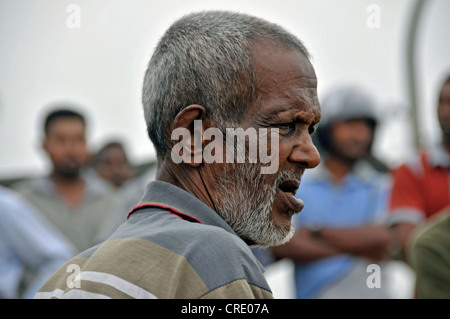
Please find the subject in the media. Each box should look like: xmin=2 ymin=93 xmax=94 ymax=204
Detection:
xmin=405 ymin=0 xmax=430 ymax=150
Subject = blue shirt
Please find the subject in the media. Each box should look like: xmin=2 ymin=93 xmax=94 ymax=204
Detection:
xmin=0 ymin=186 xmax=75 ymax=298
xmin=293 ymin=161 xmax=391 ymax=298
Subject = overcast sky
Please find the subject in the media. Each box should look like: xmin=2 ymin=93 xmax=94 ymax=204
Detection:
xmin=0 ymin=0 xmax=449 ymax=179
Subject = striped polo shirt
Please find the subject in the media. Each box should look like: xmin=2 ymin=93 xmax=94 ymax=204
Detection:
xmin=35 ymin=180 xmax=273 ymax=299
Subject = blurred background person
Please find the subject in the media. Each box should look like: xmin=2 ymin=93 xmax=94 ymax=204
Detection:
xmin=0 ymin=185 xmax=75 ymax=299
xmin=93 ymin=163 xmax=156 ymax=243
xmin=13 ymin=107 xmax=117 ymax=253
xmin=271 ymin=86 xmax=394 ymax=299
xmin=92 ymin=144 xmax=156 ymax=243
xmin=0 ymin=102 xmax=76 ymax=299
xmin=408 ymin=207 xmax=450 ymax=299
xmin=91 ymin=141 xmax=135 ymax=189
xmin=388 ymin=75 xmax=450 ymax=259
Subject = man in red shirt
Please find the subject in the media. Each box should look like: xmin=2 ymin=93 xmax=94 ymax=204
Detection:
xmin=389 ymin=75 xmax=450 ymax=257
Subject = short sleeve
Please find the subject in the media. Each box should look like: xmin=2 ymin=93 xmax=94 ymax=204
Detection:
xmin=389 ymin=162 xmax=426 ymax=225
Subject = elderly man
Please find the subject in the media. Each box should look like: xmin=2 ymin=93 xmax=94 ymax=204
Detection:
xmin=35 ymin=11 xmax=321 ymax=299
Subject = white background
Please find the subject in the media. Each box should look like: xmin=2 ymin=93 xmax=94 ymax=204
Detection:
xmin=0 ymin=0 xmax=449 ymax=179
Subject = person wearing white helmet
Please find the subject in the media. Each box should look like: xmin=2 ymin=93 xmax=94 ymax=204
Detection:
xmin=272 ymin=86 xmax=395 ymax=299
xmin=314 ymin=85 xmax=387 ymax=172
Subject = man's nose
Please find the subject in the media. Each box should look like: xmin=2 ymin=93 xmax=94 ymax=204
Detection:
xmin=289 ymin=135 xmax=320 ymax=169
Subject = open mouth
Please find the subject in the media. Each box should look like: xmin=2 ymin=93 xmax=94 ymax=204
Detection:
xmin=277 ymin=178 xmax=304 ymax=213
xmin=278 ymin=179 xmax=300 ymax=196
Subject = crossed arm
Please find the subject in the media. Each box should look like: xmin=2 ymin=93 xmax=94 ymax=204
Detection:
xmin=271 ymin=225 xmax=394 ymax=263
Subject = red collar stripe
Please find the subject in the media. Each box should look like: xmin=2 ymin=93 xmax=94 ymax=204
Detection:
xmin=127 ymin=203 xmax=202 ymax=224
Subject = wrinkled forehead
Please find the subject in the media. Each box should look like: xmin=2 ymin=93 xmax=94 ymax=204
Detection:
xmin=250 ymin=39 xmax=317 ymax=91
xmin=244 ymin=40 xmax=319 ymax=119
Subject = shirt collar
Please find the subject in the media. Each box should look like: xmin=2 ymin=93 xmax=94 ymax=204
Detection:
xmin=133 ymin=180 xmax=238 ymax=237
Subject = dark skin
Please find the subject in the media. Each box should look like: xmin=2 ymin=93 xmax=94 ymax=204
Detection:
xmin=438 ymin=81 xmax=450 ymax=150
xmin=94 ymin=145 xmax=135 ymax=188
xmin=42 ymin=117 xmax=89 ymax=209
xmin=157 ymin=40 xmax=321 ymax=241
xmin=271 ymin=118 xmax=393 ymax=262
xmin=326 ymin=119 xmax=374 ymax=182
xmin=392 ymin=81 xmax=450 ymax=257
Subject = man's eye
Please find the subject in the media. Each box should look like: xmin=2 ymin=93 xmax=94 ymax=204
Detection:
xmin=309 ymin=125 xmax=317 ymax=136
xmin=277 ymin=122 xmax=296 ymax=132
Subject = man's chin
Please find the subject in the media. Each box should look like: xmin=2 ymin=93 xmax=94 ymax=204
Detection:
xmin=274 ymin=227 xmax=295 ymax=246
xmin=270 ymin=196 xmax=299 ymax=229
xmin=57 ymin=168 xmax=81 ymax=179
xmin=245 ymin=218 xmax=294 ymax=248
xmin=254 ymin=226 xmax=294 ymax=248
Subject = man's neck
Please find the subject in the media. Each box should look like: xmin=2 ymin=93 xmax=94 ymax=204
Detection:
xmin=51 ymin=171 xmax=82 ymax=184
xmin=50 ymin=171 xmax=85 ymax=209
xmin=324 ymin=155 xmax=356 ymax=183
xmin=156 ymin=160 xmax=218 ymax=212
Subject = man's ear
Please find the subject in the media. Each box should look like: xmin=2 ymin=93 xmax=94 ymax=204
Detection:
xmin=170 ymin=104 xmax=207 ymax=167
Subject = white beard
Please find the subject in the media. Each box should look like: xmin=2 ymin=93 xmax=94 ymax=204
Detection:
xmin=215 ymin=162 xmax=296 ymax=247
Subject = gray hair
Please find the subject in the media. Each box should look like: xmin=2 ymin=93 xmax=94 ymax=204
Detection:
xmin=142 ymin=10 xmax=310 ymax=157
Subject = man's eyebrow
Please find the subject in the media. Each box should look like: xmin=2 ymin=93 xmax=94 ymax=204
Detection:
xmin=257 ymin=107 xmax=320 ymax=127
xmin=253 ymin=105 xmax=292 ymax=122
xmin=291 ymin=110 xmax=320 ymax=125
xmin=301 ymin=110 xmax=321 ymax=125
